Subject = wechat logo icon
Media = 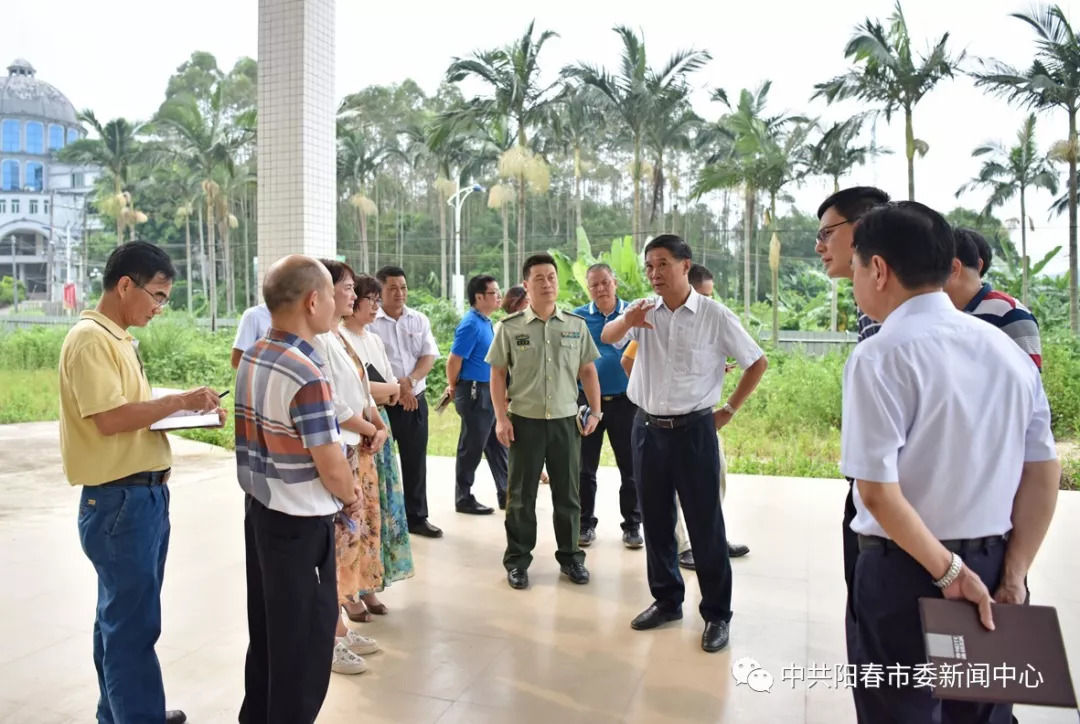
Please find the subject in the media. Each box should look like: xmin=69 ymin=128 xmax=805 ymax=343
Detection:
xmin=732 ymin=656 xmax=774 ymax=693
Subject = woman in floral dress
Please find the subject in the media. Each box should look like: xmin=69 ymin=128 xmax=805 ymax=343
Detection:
xmin=339 ymin=274 xmax=415 ymax=621
xmin=312 ymin=260 xmax=387 ymax=674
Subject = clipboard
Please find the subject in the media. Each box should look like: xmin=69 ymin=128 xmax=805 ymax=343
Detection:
xmin=918 ymin=597 xmax=1078 ymax=708
xmin=148 ymin=387 xmax=225 ymax=431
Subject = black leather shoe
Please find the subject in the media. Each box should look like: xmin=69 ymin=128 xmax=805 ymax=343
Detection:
xmin=678 ymin=550 xmax=695 ymax=570
xmin=578 ymin=527 xmax=596 ymax=547
xmin=507 ymin=568 xmax=529 ymax=589
xmin=455 ymin=499 xmax=494 ymax=515
xmin=702 ymin=621 xmax=730 ymax=652
xmin=729 ymin=542 xmax=750 ymax=557
xmin=408 ymin=520 xmax=443 ymax=538
xmin=622 ymin=528 xmax=644 ymax=549
xmin=166 ymin=711 xmax=187 ymax=724
xmin=630 ymin=602 xmax=683 ymax=630
xmin=560 ymin=562 xmax=590 ymax=584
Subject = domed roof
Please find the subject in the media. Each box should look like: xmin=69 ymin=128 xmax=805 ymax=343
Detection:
xmin=0 ymin=59 xmax=79 ymax=125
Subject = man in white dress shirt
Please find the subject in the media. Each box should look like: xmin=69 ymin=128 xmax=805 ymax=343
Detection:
xmin=371 ymin=266 xmax=443 ymax=538
xmin=601 ymin=234 xmax=768 ymax=653
xmin=841 ymin=201 xmax=1060 ymax=723
xmin=231 ymin=303 xmax=272 ymax=369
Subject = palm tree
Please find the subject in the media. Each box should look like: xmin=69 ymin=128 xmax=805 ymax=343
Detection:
xmin=693 ymin=83 xmax=798 ymax=323
xmin=58 ymin=111 xmax=146 ymax=241
xmin=551 ymin=83 xmax=602 ymax=234
xmin=337 ymin=121 xmax=387 ymax=273
xmin=956 ymin=114 xmax=1059 ymax=305
xmin=644 ymin=89 xmax=701 ymax=233
xmin=973 ymin=4 xmax=1080 ymax=332
xmin=812 ymin=1 xmax=964 ymax=200
xmin=810 ymin=115 xmax=891 ymax=193
xmin=565 ymin=26 xmax=711 ymax=249
xmin=444 ymin=21 xmax=560 ymax=258
xmin=153 ymin=84 xmax=246 ymax=329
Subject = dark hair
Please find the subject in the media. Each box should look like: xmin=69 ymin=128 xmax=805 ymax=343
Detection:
xmin=817 ymin=186 xmax=891 ymax=221
xmin=103 ymin=241 xmax=176 ymax=291
xmin=586 ymin=262 xmax=614 ymax=277
xmin=523 ymin=253 xmax=557 ymax=280
xmin=502 ymin=285 xmax=527 ymax=313
xmin=644 ymin=234 xmax=692 ymax=261
xmin=952 ymin=228 xmax=985 ymax=273
xmin=263 ymin=256 xmax=328 ymax=313
xmin=354 ymin=273 xmax=382 ymax=299
xmin=852 ymin=201 xmax=955 ymax=289
xmin=467 ymin=274 xmax=497 ymax=307
xmin=688 ymin=263 xmax=714 ymax=287
xmin=973 ymin=230 xmax=993 ymax=277
xmin=319 ymin=258 xmax=356 ymax=286
xmin=375 ymin=265 xmax=407 ymax=283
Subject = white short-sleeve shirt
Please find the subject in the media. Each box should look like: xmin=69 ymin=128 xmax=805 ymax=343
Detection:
xmin=841 ymin=291 xmax=1056 ymax=541
xmin=370 ymin=306 xmax=440 ymax=395
xmin=233 ymin=304 xmax=272 ymax=353
xmin=312 ymin=332 xmax=377 ymax=446
xmin=614 ymin=290 xmax=764 ymax=416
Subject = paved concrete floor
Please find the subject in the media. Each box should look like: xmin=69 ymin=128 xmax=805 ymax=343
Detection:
xmin=1 ymin=421 xmax=1078 ymax=723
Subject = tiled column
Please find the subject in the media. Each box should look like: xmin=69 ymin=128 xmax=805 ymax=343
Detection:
xmin=256 ymin=0 xmax=336 ymax=294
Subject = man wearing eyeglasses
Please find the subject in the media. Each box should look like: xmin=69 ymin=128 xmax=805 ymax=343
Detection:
xmin=58 ymin=241 xmax=224 ymax=724
xmin=814 ymin=185 xmax=891 ymax=661
xmin=447 ymin=274 xmax=508 ymax=514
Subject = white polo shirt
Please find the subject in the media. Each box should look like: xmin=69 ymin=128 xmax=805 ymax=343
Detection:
xmin=233 ymin=304 xmax=272 ymax=353
xmin=613 ymin=290 xmax=764 ymax=416
xmin=369 ymin=305 xmax=440 ymax=395
xmin=841 ymin=292 xmax=1057 ymax=541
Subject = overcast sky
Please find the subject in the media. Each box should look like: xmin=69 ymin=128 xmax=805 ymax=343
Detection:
xmin=8 ymin=0 xmax=1080 ymax=274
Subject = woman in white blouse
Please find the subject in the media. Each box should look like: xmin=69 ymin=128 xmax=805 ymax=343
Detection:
xmin=340 ymin=274 xmax=416 ymax=620
xmin=312 ymin=260 xmax=389 ymax=675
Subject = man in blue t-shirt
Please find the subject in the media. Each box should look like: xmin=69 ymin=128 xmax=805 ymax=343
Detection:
xmin=447 ymin=274 xmax=508 ymax=513
xmin=573 ymin=263 xmax=643 ymax=549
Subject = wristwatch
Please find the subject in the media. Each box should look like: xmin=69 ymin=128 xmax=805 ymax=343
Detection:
xmin=406 ymin=375 xmax=416 ymax=386
xmin=933 ymin=553 xmax=963 ymax=589
xmin=721 ymin=403 xmax=737 ymax=416
xmin=589 ymin=410 xmax=604 ymax=421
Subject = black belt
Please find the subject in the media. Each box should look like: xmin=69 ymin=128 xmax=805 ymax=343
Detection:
xmin=100 ymin=469 xmax=172 ymax=487
xmin=638 ymin=408 xmax=712 ymax=429
xmin=601 ymin=392 xmax=627 ymax=402
xmin=857 ymin=533 xmax=1007 ymax=554
xmin=461 ymin=380 xmax=489 ymax=386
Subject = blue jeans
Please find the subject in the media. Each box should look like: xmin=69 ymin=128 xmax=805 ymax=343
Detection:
xmin=78 ymin=483 xmax=171 ymax=724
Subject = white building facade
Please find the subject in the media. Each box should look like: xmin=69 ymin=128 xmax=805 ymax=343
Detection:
xmin=0 ymin=58 xmax=99 ymax=305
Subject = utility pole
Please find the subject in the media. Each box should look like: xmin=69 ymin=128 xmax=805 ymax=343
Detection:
xmin=10 ymin=237 xmax=18 ymax=312
xmin=47 ymin=190 xmax=56 ymax=303
xmin=82 ymin=197 xmax=89 ymax=309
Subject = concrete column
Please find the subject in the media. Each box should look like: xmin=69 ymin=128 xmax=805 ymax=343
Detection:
xmin=256 ymin=0 xmax=337 ymax=296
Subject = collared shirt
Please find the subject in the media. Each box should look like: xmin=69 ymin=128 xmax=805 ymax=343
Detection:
xmin=574 ymin=298 xmax=631 ymax=396
xmin=841 ymin=292 xmax=1057 ymax=541
xmin=450 ymin=307 xmax=495 ymax=383
xmin=58 ymin=310 xmax=172 ymax=486
xmin=234 ymin=329 xmax=343 ymax=517
xmin=963 ymin=282 xmax=1042 ymax=370
xmin=233 ymin=303 xmax=272 ymax=352
xmin=856 ymin=308 xmax=880 ymax=342
xmin=615 ymin=291 xmax=764 ymax=416
xmin=486 ymin=305 xmax=600 ymax=420
xmin=370 ymin=306 xmax=440 ymax=395
xmin=312 ymin=332 xmax=377 ymax=447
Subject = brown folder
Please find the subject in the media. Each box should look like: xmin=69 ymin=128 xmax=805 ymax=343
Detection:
xmin=919 ymin=597 xmax=1077 ymax=708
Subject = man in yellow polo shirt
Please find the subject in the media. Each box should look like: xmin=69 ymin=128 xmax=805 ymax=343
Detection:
xmin=60 ymin=241 xmax=222 ymax=724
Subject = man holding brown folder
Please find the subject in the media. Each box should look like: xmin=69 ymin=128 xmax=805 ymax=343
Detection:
xmin=840 ymin=202 xmax=1060 ymax=723
xmin=59 ymin=241 xmax=224 ymax=724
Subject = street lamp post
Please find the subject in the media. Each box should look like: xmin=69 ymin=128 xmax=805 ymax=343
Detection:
xmin=447 ymin=183 xmax=486 ymax=313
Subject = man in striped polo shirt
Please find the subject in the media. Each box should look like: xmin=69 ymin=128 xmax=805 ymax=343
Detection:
xmin=944 ymin=227 xmax=1042 ymax=371
xmin=235 ymin=255 xmax=360 ymax=724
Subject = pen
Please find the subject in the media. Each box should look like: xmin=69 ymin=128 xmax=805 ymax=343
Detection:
xmin=218 ymin=390 xmax=230 ymax=400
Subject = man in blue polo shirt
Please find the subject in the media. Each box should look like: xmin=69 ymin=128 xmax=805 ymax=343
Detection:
xmin=574 ymin=263 xmax=643 ymax=548
xmin=448 ymin=274 xmax=508 ymax=514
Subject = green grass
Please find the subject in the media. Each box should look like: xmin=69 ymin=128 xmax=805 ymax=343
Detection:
xmin=4 ymin=319 xmax=1080 ymax=484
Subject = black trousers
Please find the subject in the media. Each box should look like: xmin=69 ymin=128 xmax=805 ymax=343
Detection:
xmin=578 ymin=392 xmax=640 ymax=532
xmin=454 ymin=381 xmax=508 ymax=505
xmin=240 ymin=497 xmax=337 ymax=724
xmin=386 ymin=394 xmax=430 ymax=525
xmin=632 ymin=410 xmax=732 ymax=624
xmin=843 ymin=479 xmax=859 ymax=659
xmin=851 ymin=536 xmax=1013 ymax=724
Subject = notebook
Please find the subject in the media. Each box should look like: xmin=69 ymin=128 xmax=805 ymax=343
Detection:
xmin=919 ymin=597 xmax=1077 ymax=708
xmin=148 ymin=388 xmax=224 ymax=431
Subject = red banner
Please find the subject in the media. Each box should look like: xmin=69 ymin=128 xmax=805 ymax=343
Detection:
xmin=63 ymin=283 xmax=76 ymax=310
